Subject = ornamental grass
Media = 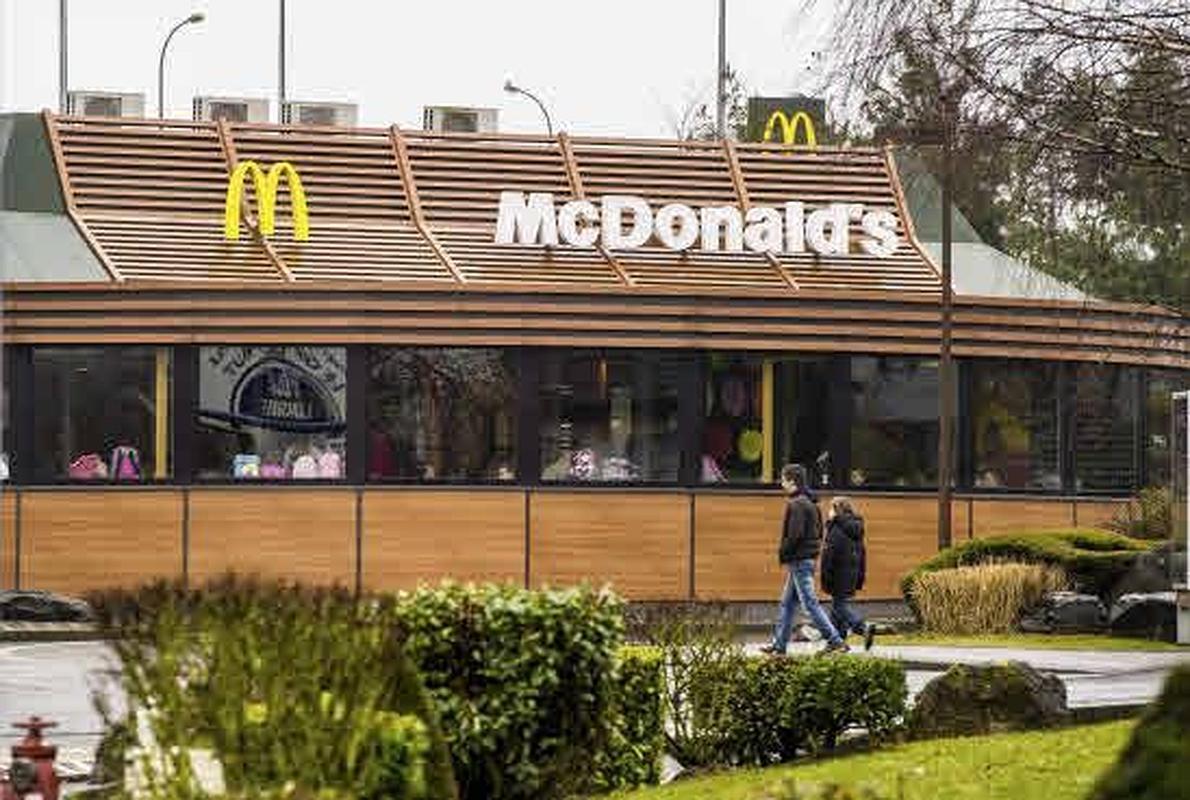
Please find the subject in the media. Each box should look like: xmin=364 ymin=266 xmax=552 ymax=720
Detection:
xmin=911 ymin=562 xmax=1067 ymax=635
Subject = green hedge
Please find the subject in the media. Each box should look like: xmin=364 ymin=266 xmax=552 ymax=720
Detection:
xmin=901 ymin=529 xmax=1153 ymax=607
xmin=89 ymin=577 xmax=457 ymax=800
xmin=392 ymin=583 xmax=627 ymax=800
xmin=690 ymin=655 xmax=908 ymax=767
xmin=589 ymin=646 xmax=665 ymax=793
xmin=1089 ymin=665 xmax=1190 ymax=800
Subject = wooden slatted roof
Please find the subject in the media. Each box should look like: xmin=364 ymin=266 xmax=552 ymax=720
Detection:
xmin=43 ymin=113 xmax=943 ymax=293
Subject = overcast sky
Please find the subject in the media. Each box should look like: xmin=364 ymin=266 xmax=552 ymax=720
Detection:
xmin=0 ymin=0 xmax=835 ymax=137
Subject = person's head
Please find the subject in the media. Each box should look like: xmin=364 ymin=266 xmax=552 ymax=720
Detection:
xmin=780 ymin=463 xmax=808 ymax=495
xmin=830 ymin=496 xmax=856 ymax=520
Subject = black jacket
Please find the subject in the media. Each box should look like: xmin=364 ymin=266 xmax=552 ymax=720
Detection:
xmin=821 ymin=512 xmax=866 ymax=597
xmin=778 ymin=491 xmax=822 ymax=564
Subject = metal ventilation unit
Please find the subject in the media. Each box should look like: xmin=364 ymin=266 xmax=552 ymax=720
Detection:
xmin=422 ymin=106 xmax=498 ymax=134
xmin=66 ymin=91 xmax=146 ymax=118
xmin=192 ymin=96 xmax=270 ymax=123
xmin=281 ymin=101 xmax=358 ymax=127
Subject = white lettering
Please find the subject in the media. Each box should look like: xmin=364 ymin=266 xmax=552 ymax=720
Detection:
xmin=700 ymin=205 xmax=744 ymax=251
xmin=558 ymin=199 xmax=600 ymax=248
xmin=860 ymin=209 xmax=900 ymax=257
xmin=494 ymin=191 xmax=558 ymax=246
xmin=744 ymin=206 xmax=783 ymax=253
xmin=655 ymin=203 xmax=700 ymax=251
xmin=601 ymin=195 xmax=653 ymax=250
xmin=805 ymin=202 xmax=852 ymax=256
xmin=784 ymin=202 xmax=805 ymax=253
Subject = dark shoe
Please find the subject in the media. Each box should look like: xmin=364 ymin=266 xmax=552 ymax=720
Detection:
xmin=759 ymin=644 xmax=786 ymax=656
xmin=863 ymin=624 xmax=876 ymax=652
xmin=822 ymin=640 xmax=851 ymax=655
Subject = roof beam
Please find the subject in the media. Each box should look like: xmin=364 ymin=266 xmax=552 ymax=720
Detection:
xmin=215 ymin=119 xmax=294 ymax=282
xmin=557 ymin=131 xmax=633 ymax=287
xmin=387 ymin=125 xmax=464 ymax=284
xmin=722 ymin=138 xmax=798 ymax=292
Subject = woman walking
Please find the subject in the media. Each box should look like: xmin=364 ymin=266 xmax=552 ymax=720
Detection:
xmin=821 ymin=496 xmax=876 ymax=651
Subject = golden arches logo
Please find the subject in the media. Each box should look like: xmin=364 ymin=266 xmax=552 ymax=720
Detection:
xmin=762 ymin=110 xmax=818 ymax=147
xmin=224 ymin=160 xmax=310 ymax=241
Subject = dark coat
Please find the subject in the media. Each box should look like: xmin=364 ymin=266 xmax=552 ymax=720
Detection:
xmin=821 ymin=512 xmax=866 ymax=597
xmin=778 ymin=491 xmax=823 ymax=564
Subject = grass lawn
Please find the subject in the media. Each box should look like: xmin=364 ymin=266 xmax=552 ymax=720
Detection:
xmin=872 ymin=632 xmax=1186 ymax=652
xmin=609 ymin=721 xmax=1135 ymax=800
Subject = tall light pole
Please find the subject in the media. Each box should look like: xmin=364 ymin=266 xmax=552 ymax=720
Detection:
xmin=715 ymin=0 xmax=726 ymax=138
xmin=503 ymin=79 xmax=553 ymax=136
xmin=157 ymin=11 xmax=205 ymax=119
xmin=59 ymin=0 xmax=68 ymax=113
xmin=936 ymin=89 xmax=956 ymax=550
xmin=278 ymin=0 xmax=286 ymax=121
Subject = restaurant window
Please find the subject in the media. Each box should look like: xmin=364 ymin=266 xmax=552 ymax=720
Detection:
xmin=539 ymin=350 xmax=680 ymax=482
xmin=31 ymin=347 xmax=171 ymax=482
xmin=850 ymin=357 xmax=939 ymax=488
xmin=1073 ymin=363 xmax=1140 ymax=493
xmin=970 ymin=360 xmax=1062 ymax=491
xmin=1146 ymin=370 xmax=1189 ymax=488
xmin=0 ymin=350 xmax=9 ymax=482
xmin=700 ymin=355 xmax=834 ymax=485
xmin=195 ymin=346 xmax=346 ymax=481
xmin=367 ymin=348 xmax=517 ymax=481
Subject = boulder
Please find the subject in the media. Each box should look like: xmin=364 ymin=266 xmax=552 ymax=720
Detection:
xmin=0 ymin=590 xmax=93 ymax=622
xmin=1108 ymin=546 xmax=1174 ymax=600
xmin=910 ymin=661 xmax=1070 ymax=737
xmin=1109 ymin=592 xmax=1177 ymax=642
xmin=1019 ymin=591 xmax=1107 ymax=633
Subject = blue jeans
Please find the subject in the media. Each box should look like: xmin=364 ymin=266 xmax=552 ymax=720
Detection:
xmin=772 ymin=559 xmax=842 ymax=649
xmin=830 ymin=594 xmax=866 ymax=637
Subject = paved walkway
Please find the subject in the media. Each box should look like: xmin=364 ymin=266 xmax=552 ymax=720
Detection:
xmin=2 ymin=640 xmax=1187 ymax=779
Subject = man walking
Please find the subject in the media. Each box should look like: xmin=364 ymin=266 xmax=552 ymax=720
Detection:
xmin=761 ymin=464 xmax=848 ymax=655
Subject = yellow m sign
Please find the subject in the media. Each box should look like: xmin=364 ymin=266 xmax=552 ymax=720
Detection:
xmin=762 ymin=110 xmax=818 ymax=147
xmin=224 ymin=160 xmax=310 ymax=241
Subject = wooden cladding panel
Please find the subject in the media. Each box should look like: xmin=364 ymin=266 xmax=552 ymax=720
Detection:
xmin=188 ymin=490 xmax=355 ymax=587
xmin=529 ymin=492 xmax=690 ymax=600
xmin=694 ymin=494 xmax=786 ymax=601
xmin=694 ymin=494 xmax=965 ymax=601
xmin=970 ymin=498 xmax=1075 ymax=538
xmin=19 ymin=491 xmax=183 ymax=594
xmin=362 ymin=491 xmax=525 ymax=591
xmin=1074 ymin=498 xmax=1131 ymax=531
xmin=1 ymin=492 xmax=15 ymax=590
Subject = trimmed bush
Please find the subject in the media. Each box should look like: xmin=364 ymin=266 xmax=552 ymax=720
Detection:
xmin=902 ymin=529 xmax=1153 ymax=610
xmin=392 ymin=582 xmax=625 ymax=800
xmin=691 ymin=655 xmax=907 ymax=767
xmin=1088 ymin=665 xmax=1190 ymax=800
xmin=89 ymin=577 xmax=457 ymax=800
xmin=912 ymin=562 xmax=1067 ymax=634
xmin=589 ymin=646 xmax=665 ymax=793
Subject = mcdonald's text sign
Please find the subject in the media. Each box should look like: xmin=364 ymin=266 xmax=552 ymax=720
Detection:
xmin=224 ymin=160 xmax=310 ymax=241
xmin=494 ymin=192 xmax=900 ymax=257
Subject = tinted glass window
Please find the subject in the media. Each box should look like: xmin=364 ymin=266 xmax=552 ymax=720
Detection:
xmin=970 ymin=360 xmax=1062 ymax=490
xmin=850 ymin=357 xmax=940 ymax=487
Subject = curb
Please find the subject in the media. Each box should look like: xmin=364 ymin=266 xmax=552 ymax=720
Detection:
xmin=0 ymin=624 xmax=105 ymax=643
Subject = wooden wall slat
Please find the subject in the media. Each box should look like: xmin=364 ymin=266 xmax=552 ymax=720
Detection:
xmin=188 ymin=489 xmax=355 ymax=586
xmin=1074 ymin=497 xmax=1131 ymax=531
xmin=970 ymin=497 xmax=1076 ymax=538
xmin=20 ymin=491 xmax=183 ymax=594
xmin=529 ymin=492 xmax=690 ymax=600
xmin=1 ymin=491 xmax=15 ymax=590
xmin=362 ymin=490 xmax=525 ymax=591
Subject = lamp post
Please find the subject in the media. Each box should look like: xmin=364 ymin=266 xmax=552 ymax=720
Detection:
xmin=715 ymin=0 xmax=726 ymax=138
xmin=59 ymin=0 xmax=67 ymax=113
xmin=503 ymin=79 xmax=553 ymax=136
xmin=157 ymin=11 xmax=205 ymax=119
xmin=278 ymin=0 xmax=286 ymax=121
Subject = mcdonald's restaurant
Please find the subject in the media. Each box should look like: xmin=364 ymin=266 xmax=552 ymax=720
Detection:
xmin=0 ymin=106 xmax=1186 ymax=604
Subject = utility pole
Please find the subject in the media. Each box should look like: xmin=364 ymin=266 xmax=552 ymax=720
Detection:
xmin=278 ymin=0 xmax=286 ymax=122
xmin=936 ymin=90 xmax=956 ymax=550
xmin=59 ymin=0 xmax=68 ymax=113
xmin=715 ymin=0 xmax=726 ymax=139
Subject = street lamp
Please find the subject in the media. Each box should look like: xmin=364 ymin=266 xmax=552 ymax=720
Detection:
xmin=157 ymin=11 xmax=205 ymax=119
xmin=503 ymin=78 xmax=553 ymax=136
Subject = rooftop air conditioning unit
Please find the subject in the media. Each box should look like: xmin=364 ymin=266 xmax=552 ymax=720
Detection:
xmin=422 ymin=106 xmax=498 ymax=134
xmin=66 ymin=91 xmax=146 ymax=118
xmin=192 ymin=96 xmax=270 ymax=124
xmin=281 ymin=100 xmax=358 ymax=127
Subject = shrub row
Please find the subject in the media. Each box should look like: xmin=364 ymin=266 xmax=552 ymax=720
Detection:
xmin=691 ymin=655 xmax=908 ymax=767
xmin=901 ymin=529 xmax=1152 ymax=609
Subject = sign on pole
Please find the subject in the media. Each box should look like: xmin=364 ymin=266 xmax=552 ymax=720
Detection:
xmin=745 ymin=96 xmax=826 ymax=145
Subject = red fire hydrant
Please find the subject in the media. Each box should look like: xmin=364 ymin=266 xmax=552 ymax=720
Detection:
xmin=1 ymin=717 xmax=59 ymax=800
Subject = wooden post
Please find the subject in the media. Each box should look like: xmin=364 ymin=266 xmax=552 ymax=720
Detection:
xmin=154 ymin=347 xmax=169 ymax=479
